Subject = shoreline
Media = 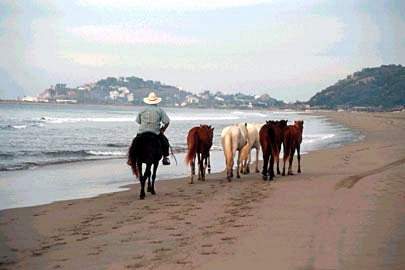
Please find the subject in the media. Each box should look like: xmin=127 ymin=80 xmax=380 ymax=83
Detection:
xmin=1 ymin=111 xmax=404 ymax=269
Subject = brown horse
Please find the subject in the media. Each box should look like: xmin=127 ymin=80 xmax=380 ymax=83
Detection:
xmin=273 ymin=120 xmax=288 ymax=174
xmin=185 ymin=125 xmax=214 ymax=184
xmin=282 ymin=120 xmax=304 ymax=176
xmin=127 ymin=132 xmax=162 ymax=199
xmin=259 ymin=120 xmax=287 ymax=180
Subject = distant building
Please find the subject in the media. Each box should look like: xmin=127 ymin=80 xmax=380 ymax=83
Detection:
xmin=55 ymin=84 xmax=66 ymax=90
xmin=22 ymin=96 xmax=38 ymax=102
xmin=186 ymin=95 xmax=199 ymax=104
xmin=109 ymin=90 xmax=119 ymax=100
xmin=127 ymin=93 xmax=134 ymax=102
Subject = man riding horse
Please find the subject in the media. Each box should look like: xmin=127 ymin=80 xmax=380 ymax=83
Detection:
xmin=135 ymin=92 xmax=171 ymax=165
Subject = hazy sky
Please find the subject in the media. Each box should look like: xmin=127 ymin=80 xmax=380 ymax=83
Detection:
xmin=0 ymin=0 xmax=404 ymax=101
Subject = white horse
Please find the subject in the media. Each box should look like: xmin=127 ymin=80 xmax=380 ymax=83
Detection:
xmin=221 ymin=123 xmax=248 ymax=181
xmin=240 ymin=123 xmax=261 ymax=174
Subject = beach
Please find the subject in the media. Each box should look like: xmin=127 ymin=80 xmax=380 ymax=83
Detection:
xmin=0 ymin=111 xmax=404 ymax=269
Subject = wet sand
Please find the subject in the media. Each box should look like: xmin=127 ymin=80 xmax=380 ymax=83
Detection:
xmin=1 ymin=111 xmax=404 ymax=270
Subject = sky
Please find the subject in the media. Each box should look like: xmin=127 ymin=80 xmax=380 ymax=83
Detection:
xmin=0 ymin=0 xmax=404 ymax=102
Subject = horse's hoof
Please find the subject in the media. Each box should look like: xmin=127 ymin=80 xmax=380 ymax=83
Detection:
xmin=151 ymin=191 xmax=156 ymax=195
xmin=255 ymin=169 xmax=260 ymax=173
xmin=140 ymin=196 xmax=145 ymax=200
xmin=298 ymin=169 xmax=301 ymax=174
xmin=262 ymin=175 xmax=268 ymax=181
xmin=288 ymin=172 xmax=294 ymax=175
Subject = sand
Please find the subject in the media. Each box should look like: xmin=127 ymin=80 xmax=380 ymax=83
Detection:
xmin=0 ymin=111 xmax=404 ymax=270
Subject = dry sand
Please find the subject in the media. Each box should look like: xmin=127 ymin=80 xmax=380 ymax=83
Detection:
xmin=1 ymin=111 xmax=404 ymax=270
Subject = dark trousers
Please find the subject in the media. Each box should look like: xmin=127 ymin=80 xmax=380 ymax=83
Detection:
xmin=159 ymin=133 xmax=170 ymax=156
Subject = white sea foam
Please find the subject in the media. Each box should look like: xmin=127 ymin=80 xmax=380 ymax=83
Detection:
xmin=10 ymin=125 xmax=27 ymax=129
xmin=40 ymin=117 xmax=135 ymax=124
xmin=303 ymin=133 xmax=335 ymax=144
xmin=86 ymin=150 xmax=125 ymax=156
xmin=231 ymin=111 xmax=268 ymax=117
xmin=171 ymin=115 xmax=240 ymax=121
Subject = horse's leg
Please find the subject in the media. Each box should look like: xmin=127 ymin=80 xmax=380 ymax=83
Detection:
xmin=138 ymin=163 xmax=146 ymax=200
xmin=246 ymin=150 xmax=251 ymax=174
xmin=236 ymin=150 xmax=242 ymax=179
xmin=297 ymin=144 xmax=301 ymax=174
xmin=282 ymin=141 xmax=288 ymax=176
xmin=269 ymin=153 xmax=274 ymax=180
xmin=197 ymin=153 xmax=202 ymax=181
xmin=277 ymin=156 xmax=281 ymax=175
xmin=144 ymin=164 xmax=152 ymax=197
xmin=150 ymin=162 xmax=158 ymax=195
xmin=189 ymin=156 xmax=195 ymax=184
xmin=147 ymin=164 xmax=152 ymax=192
xmin=262 ymin=149 xmax=269 ymax=180
xmin=207 ymin=153 xmax=211 ymax=174
xmin=255 ymin=148 xmax=260 ymax=173
xmin=202 ymin=154 xmax=207 ymax=181
xmin=277 ymin=145 xmax=281 ymax=175
xmin=288 ymin=148 xmax=295 ymax=175
xmin=199 ymin=153 xmax=205 ymax=181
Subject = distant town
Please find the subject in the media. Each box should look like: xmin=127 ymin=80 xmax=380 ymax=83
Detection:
xmin=1 ymin=65 xmax=404 ymax=112
xmin=8 ymin=76 xmax=300 ymax=110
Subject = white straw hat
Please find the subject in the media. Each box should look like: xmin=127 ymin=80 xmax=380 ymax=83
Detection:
xmin=143 ymin=92 xmax=162 ymax=104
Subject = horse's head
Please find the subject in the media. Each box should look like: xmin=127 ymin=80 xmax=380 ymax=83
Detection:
xmin=294 ymin=120 xmax=304 ymax=132
xmin=199 ymin=124 xmax=215 ymax=146
xmin=277 ymin=120 xmax=288 ymax=128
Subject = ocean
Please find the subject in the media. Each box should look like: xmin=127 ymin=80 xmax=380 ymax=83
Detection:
xmin=0 ymin=103 xmax=361 ymax=210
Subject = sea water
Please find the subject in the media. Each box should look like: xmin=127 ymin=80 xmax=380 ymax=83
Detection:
xmin=0 ymin=103 xmax=361 ymax=209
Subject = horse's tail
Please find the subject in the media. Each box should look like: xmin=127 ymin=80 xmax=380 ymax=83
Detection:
xmin=222 ymin=132 xmax=233 ymax=166
xmin=127 ymin=137 xmax=140 ymax=178
xmin=185 ymin=130 xmax=198 ymax=165
xmin=283 ymin=130 xmax=291 ymax=162
xmin=268 ymin=126 xmax=279 ymax=160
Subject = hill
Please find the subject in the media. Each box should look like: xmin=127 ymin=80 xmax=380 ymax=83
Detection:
xmin=308 ymin=65 xmax=405 ymax=110
xmin=37 ymin=76 xmax=285 ymax=108
xmin=39 ymin=76 xmax=191 ymax=106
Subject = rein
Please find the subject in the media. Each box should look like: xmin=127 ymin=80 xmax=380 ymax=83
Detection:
xmin=169 ymin=145 xmax=178 ymax=165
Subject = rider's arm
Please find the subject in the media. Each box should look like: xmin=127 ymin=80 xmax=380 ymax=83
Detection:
xmin=161 ymin=122 xmax=169 ymax=134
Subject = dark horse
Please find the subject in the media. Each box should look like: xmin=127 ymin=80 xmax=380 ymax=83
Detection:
xmin=127 ymin=132 xmax=162 ymax=199
xmin=282 ymin=120 xmax=304 ymax=176
xmin=259 ymin=120 xmax=288 ymax=180
xmin=185 ymin=125 xmax=214 ymax=184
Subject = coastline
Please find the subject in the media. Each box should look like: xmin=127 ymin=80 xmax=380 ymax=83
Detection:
xmin=0 ymin=111 xmax=404 ymax=269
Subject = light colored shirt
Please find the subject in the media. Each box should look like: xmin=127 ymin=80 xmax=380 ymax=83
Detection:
xmin=136 ymin=104 xmax=170 ymax=135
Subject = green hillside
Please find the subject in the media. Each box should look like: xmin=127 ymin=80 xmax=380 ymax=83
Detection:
xmin=308 ymin=65 xmax=405 ymax=109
